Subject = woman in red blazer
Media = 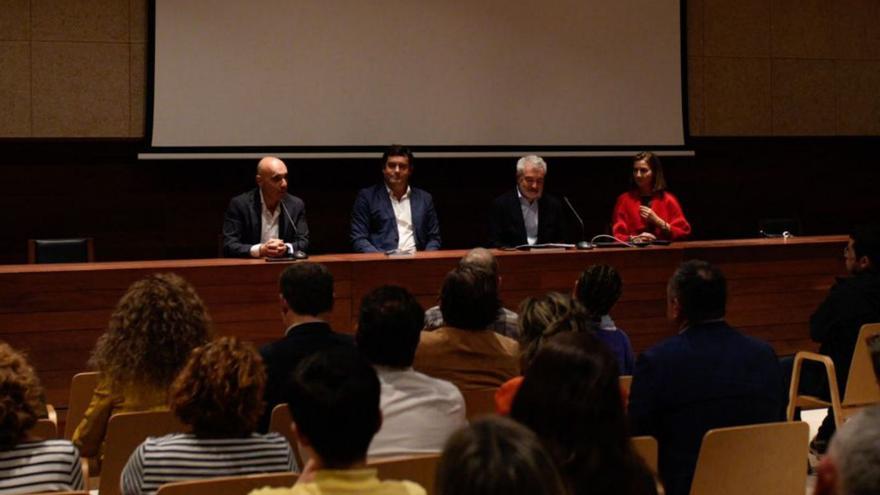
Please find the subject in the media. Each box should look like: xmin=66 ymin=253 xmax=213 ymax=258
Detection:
xmin=612 ymin=152 xmax=691 ymax=242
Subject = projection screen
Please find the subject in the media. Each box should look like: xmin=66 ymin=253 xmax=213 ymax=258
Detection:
xmin=149 ymin=0 xmax=685 ymax=155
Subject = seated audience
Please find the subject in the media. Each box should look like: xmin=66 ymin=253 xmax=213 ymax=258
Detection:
xmin=870 ymin=333 xmax=880 ymax=383
xmin=813 ymin=406 xmax=880 ymax=495
xmin=424 ymin=248 xmax=519 ymax=338
xmin=259 ymin=262 xmax=354 ymax=431
xmin=356 ymin=286 xmax=466 ymax=457
xmin=250 ymin=348 xmax=426 ymax=495
xmin=414 ymin=266 xmax=519 ymax=391
xmin=121 ymin=337 xmax=296 ymax=495
xmin=795 ymin=224 xmax=880 ymax=453
xmin=612 ymin=151 xmax=691 ymax=243
xmin=436 ymin=416 xmax=566 ymax=495
xmin=629 ymin=260 xmax=783 ymax=495
xmin=73 ymin=273 xmax=212 ymax=464
xmin=495 ymin=292 xmax=593 ymax=415
xmin=511 ymin=332 xmax=657 ymax=495
xmin=575 ymin=264 xmax=635 ymax=374
xmin=0 ymin=342 xmax=84 ymax=494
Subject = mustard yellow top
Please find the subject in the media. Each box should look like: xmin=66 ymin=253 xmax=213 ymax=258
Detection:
xmin=71 ymin=377 xmax=168 ymax=460
xmin=250 ymin=469 xmax=425 ymax=495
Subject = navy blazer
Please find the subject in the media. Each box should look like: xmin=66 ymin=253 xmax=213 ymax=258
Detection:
xmin=487 ymin=188 xmax=569 ymax=248
xmin=222 ymin=188 xmax=309 ymax=258
xmin=350 ymin=184 xmax=441 ymax=253
xmin=628 ymin=320 xmax=784 ymax=495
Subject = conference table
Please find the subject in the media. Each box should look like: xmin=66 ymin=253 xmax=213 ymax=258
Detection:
xmin=0 ymin=235 xmax=847 ymax=415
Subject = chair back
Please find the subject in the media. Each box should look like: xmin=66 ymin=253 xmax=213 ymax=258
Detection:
xmin=155 ymin=472 xmax=298 ymax=495
xmin=368 ymin=453 xmax=440 ymax=495
xmin=631 ymin=435 xmax=658 ymax=473
xmin=268 ymin=403 xmax=305 ymax=469
xmin=27 ymin=238 xmax=94 ymax=264
xmin=620 ymin=375 xmax=633 ymax=395
xmin=460 ymin=388 xmax=497 ymax=420
xmin=30 ymin=418 xmax=58 ymax=440
xmin=99 ymin=410 xmax=186 ymax=495
xmin=842 ymin=323 xmax=880 ymax=407
xmin=689 ymin=421 xmax=808 ymax=495
xmin=64 ymin=372 xmax=100 ymax=439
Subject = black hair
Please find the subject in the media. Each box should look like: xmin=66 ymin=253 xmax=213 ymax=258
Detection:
xmin=285 ymin=348 xmax=380 ymax=468
xmin=576 ymin=264 xmax=623 ymax=318
xmin=851 ymin=224 xmax=880 ymax=270
xmin=440 ymin=266 xmax=501 ymax=331
xmin=279 ymin=262 xmax=334 ymax=316
xmin=356 ymin=285 xmax=425 ymax=368
xmin=668 ymin=259 xmax=727 ymax=324
xmin=382 ymin=144 xmax=414 ymax=166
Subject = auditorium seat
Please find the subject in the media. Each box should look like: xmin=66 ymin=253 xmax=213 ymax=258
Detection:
xmin=63 ymin=372 xmax=100 ymax=440
xmin=29 ymin=404 xmax=59 ymax=439
xmin=155 ymin=472 xmax=299 ymax=495
xmin=690 ymin=421 xmax=808 ymax=495
xmin=269 ymin=403 xmax=305 ymax=469
xmin=27 ymin=238 xmax=94 ymax=264
xmin=368 ymin=453 xmax=440 ymax=495
xmin=460 ymin=388 xmax=497 ymax=421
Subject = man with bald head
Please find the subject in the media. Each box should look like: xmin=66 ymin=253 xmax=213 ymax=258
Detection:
xmin=223 ymin=156 xmax=309 ymax=258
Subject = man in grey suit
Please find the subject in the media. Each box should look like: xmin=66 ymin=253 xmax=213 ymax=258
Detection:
xmin=223 ymin=156 xmax=309 ymax=258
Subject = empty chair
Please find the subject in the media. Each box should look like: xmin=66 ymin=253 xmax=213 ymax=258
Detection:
xmin=27 ymin=238 xmax=94 ymax=263
xmin=689 ymin=421 xmax=808 ymax=495
xmin=155 ymin=471 xmax=298 ymax=495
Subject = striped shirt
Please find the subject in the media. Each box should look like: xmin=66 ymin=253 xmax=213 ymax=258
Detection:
xmin=0 ymin=440 xmax=84 ymax=494
xmin=122 ymin=432 xmax=296 ymax=495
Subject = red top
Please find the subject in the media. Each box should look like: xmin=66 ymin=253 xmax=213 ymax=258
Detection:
xmin=612 ymin=190 xmax=691 ymax=241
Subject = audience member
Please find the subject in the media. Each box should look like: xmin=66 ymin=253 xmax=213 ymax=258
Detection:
xmin=628 ymin=260 xmax=783 ymax=495
xmin=511 ymin=332 xmax=657 ymax=495
xmin=259 ymin=263 xmax=353 ymax=431
xmin=797 ymin=224 xmax=880 ymax=453
xmin=436 ymin=416 xmax=566 ymax=495
xmin=73 ymin=273 xmax=212 ymax=464
xmin=575 ymin=264 xmax=635 ymax=374
xmin=414 ymin=266 xmax=519 ymax=391
xmin=813 ymin=406 xmax=880 ymax=495
xmin=495 ymin=292 xmax=593 ymax=415
xmin=122 ymin=337 xmax=296 ymax=495
xmin=356 ymin=286 xmax=466 ymax=457
xmin=350 ymin=144 xmax=441 ymax=253
xmin=250 ymin=348 xmax=426 ymax=495
xmin=424 ymin=248 xmax=519 ymax=338
xmin=869 ymin=334 xmax=880 ymax=383
xmin=0 ymin=342 xmax=84 ymax=494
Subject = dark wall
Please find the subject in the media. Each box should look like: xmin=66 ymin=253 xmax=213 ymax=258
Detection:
xmin=1 ymin=138 xmax=878 ymax=264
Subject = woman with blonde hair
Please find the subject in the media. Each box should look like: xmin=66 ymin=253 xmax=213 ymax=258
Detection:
xmin=73 ymin=273 xmax=212 ymax=463
xmin=0 ymin=342 xmax=84 ymax=493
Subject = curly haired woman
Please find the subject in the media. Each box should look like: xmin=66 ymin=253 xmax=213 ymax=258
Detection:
xmin=121 ymin=337 xmax=295 ymax=495
xmin=0 ymin=342 xmax=84 ymax=493
xmin=72 ymin=273 xmax=212 ymax=464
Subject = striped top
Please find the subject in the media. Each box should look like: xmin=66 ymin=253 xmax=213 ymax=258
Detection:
xmin=0 ymin=439 xmax=84 ymax=494
xmin=122 ymin=432 xmax=296 ymax=495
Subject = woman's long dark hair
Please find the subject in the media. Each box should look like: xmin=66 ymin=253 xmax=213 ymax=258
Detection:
xmin=510 ymin=332 xmax=655 ymax=495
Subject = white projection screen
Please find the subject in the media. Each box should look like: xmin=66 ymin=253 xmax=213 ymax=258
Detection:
xmin=149 ymin=0 xmax=685 ymax=155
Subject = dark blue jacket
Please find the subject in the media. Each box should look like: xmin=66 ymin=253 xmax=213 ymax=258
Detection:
xmin=350 ymin=184 xmax=441 ymax=253
xmin=628 ymin=320 xmax=784 ymax=495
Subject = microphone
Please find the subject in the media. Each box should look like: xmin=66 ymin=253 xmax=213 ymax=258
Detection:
xmin=279 ymin=201 xmax=308 ymax=260
xmin=640 ymin=196 xmax=652 ymax=207
xmin=563 ymin=196 xmax=592 ymax=250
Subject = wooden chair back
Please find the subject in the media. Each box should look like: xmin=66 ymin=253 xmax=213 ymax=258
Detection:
xmin=29 ymin=404 xmax=59 ymax=440
xmin=689 ymin=421 xmax=809 ymax=495
xmin=64 ymin=372 xmax=100 ymax=439
xmin=268 ymin=403 xmax=305 ymax=469
xmin=460 ymin=388 xmax=497 ymax=420
xmin=631 ymin=435 xmax=658 ymax=473
xmin=155 ymin=472 xmax=299 ymax=495
xmin=368 ymin=453 xmax=440 ymax=495
xmin=99 ymin=410 xmax=186 ymax=495
xmin=842 ymin=323 xmax=880 ymax=408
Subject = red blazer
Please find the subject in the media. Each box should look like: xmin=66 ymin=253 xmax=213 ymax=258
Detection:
xmin=612 ymin=190 xmax=691 ymax=241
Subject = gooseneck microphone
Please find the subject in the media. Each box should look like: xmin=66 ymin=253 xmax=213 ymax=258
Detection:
xmin=279 ymin=201 xmax=308 ymax=260
xmin=563 ymin=196 xmax=592 ymax=250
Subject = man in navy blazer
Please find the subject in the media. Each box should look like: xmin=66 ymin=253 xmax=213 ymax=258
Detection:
xmin=487 ymin=155 xmax=569 ymax=248
xmin=222 ymin=157 xmax=309 ymax=258
xmin=350 ymin=145 xmax=441 ymax=253
xmin=628 ymin=260 xmax=784 ymax=495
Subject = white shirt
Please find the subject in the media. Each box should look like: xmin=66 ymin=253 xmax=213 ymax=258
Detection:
xmin=249 ymin=191 xmax=292 ymax=258
xmin=368 ymin=365 xmax=467 ymax=458
xmin=387 ymin=186 xmax=416 ymax=252
xmin=517 ymin=186 xmax=539 ymax=245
